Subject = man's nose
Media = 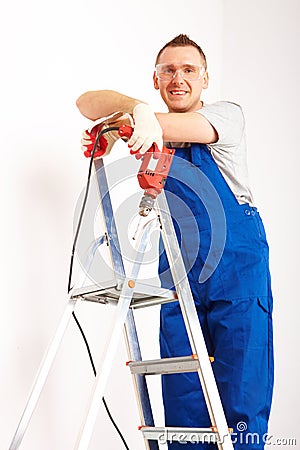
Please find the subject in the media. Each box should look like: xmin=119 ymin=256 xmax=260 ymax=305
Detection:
xmin=172 ymin=70 xmax=184 ymax=81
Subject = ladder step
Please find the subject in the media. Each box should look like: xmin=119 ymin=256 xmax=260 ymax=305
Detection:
xmin=71 ymin=279 xmax=178 ymax=308
xmin=140 ymin=426 xmax=219 ymax=444
xmin=127 ymin=355 xmax=202 ymax=375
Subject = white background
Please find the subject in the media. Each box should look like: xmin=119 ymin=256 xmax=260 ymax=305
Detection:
xmin=1 ymin=0 xmax=299 ymax=449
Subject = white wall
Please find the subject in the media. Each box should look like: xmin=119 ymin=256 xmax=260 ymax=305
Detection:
xmin=221 ymin=1 xmax=300 ymax=447
xmin=1 ymin=0 xmax=299 ymax=449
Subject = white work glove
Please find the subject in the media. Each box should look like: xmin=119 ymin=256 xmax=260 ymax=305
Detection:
xmin=81 ymin=112 xmax=133 ymax=159
xmin=128 ymin=103 xmax=163 ymax=155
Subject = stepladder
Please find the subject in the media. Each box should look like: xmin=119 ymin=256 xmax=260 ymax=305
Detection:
xmin=9 ymin=147 xmax=234 ymax=450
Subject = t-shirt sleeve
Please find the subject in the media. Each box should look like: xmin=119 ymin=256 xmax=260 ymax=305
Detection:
xmin=198 ymin=101 xmax=245 ymax=147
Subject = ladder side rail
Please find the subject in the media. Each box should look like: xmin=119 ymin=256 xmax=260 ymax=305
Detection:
xmin=95 ymin=159 xmax=158 ymax=449
xmin=123 ymin=219 xmax=159 ymax=449
xmin=75 ymin=220 xmax=156 ymax=450
xmin=124 ymin=311 xmax=159 ymax=450
xmin=94 ymin=159 xmax=125 ymax=280
xmin=9 ymin=298 xmax=77 ymax=450
xmin=156 ymin=192 xmax=233 ymax=450
xmin=75 ymin=285 xmax=135 ymax=450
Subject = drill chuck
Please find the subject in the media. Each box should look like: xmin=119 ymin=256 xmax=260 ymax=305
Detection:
xmin=139 ymin=194 xmax=155 ymax=217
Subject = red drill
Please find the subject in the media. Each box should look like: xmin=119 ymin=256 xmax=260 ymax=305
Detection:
xmin=118 ymin=125 xmax=175 ymax=216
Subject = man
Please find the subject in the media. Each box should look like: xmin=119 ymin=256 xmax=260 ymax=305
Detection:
xmin=77 ymin=34 xmax=274 ymax=449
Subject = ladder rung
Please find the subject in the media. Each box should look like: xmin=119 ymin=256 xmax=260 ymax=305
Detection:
xmin=140 ymin=426 xmax=218 ymax=443
xmin=128 ymin=355 xmax=201 ymax=375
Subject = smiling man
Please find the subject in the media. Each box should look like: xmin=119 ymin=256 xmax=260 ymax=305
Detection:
xmin=77 ymin=34 xmax=274 ymax=450
xmin=154 ymin=44 xmax=208 ymax=112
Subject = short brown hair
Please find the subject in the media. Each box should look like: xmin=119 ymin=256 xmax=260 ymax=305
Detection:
xmin=155 ymin=34 xmax=207 ymax=69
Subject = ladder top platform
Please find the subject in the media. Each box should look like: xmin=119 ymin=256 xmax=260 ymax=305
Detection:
xmin=71 ymin=278 xmax=178 ymax=309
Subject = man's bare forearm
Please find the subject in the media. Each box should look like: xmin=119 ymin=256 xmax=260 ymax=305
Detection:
xmin=76 ymin=90 xmax=217 ymax=144
xmin=76 ymin=90 xmax=142 ymax=120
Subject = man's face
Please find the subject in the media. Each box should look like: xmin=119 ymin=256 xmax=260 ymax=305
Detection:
xmin=153 ymin=45 xmax=208 ymax=113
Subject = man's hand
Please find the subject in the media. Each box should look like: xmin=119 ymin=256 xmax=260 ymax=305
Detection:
xmin=128 ymin=104 xmax=163 ymax=155
xmin=81 ymin=112 xmax=133 ymax=159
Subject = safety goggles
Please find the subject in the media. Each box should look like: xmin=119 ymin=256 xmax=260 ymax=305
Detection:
xmin=155 ymin=63 xmax=206 ymax=81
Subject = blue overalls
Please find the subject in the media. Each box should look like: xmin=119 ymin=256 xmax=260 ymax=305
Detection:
xmin=158 ymin=144 xmax=274 ymax=449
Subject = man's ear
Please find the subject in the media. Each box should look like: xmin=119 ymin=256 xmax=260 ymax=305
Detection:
xmin=153 ymin=71 xmax=160 ymax=90
xmin=202 ymin=71 xmax=209 ymax=90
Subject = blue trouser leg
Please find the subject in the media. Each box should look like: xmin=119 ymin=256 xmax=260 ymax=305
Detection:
xmin=207 ymin=295 xmax=274 ymax=449
xmin=158 ymin=145 xmax=274 ymax=449
xmin=160 ymin=301 xmax=213 ymax=450
xmin=160 ymin=294 xmax=274 ymax=450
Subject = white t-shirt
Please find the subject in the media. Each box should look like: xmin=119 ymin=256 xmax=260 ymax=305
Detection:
xmin=199 ymin=101 xmax=254 ymax=206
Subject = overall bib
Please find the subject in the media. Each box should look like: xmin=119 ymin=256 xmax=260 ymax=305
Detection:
xmin=158 ymin=144 xmax=274 ymax=449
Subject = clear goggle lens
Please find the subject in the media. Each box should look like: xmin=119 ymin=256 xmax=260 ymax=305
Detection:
xmin=155 ymin=64 xmax=205 ymax=81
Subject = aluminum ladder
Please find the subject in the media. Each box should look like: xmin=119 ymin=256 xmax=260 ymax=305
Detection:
xmin=9 ymin=156 xmax=233 ymax=450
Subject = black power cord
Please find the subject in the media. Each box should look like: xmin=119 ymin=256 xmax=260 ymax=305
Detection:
xmin=68 ymin=127 xmax=130 ymax=449
xmin=67 ymin=126 xmax=119 ymax=294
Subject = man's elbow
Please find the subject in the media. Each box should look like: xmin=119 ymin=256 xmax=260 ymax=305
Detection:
xmin=76 ymin=93 xmax=93 ymax=119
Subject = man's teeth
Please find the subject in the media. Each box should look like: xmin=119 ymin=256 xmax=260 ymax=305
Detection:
xmin=170 ymin=91 xmax=186 ymax=95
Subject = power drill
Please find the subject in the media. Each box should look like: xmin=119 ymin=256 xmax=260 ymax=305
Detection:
xmin=118 ymin=125 xmax=175 ymax=216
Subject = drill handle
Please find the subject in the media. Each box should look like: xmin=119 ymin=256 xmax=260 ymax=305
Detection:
xmin=118 ymin=125 xmax=160 ymax=158
xmin=118 ymin=124 xmax=133 ymax=140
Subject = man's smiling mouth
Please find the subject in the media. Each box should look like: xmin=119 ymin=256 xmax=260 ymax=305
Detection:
xmin=170 ymin=90 xmax=188 ymax=95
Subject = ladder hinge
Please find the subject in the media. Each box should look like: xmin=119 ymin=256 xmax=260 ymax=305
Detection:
xmin=104 ymin=232 xmax=110 ymax=246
